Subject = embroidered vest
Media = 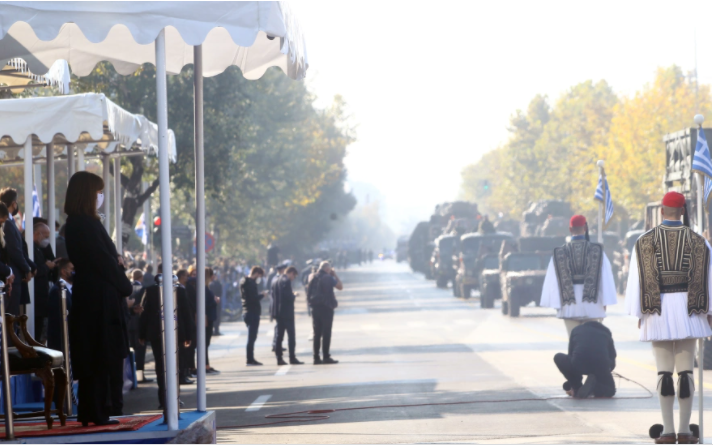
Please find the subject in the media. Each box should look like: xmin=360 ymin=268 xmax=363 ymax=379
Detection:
xmin=553 ymin=240 xmax=603 ymax=306
xmin=635 ymin=225 xmax=710 ymax=316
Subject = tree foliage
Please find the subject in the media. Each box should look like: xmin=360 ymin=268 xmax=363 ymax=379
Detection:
xmin=461 ymin=66 xmax=711 ymax=223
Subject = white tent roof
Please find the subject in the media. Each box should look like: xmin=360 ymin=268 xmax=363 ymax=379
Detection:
xmin=0 ymin=93 xmax=176 ymax=161
xmin=0 ymin=59 xmax=71 ymax=94
xmin=0 ymin=1 xmax=307 ymax=80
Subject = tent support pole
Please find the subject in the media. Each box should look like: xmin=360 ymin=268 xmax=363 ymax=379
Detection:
xmin=67 ymin=144 xmax=75 ymax=179
xmin=77 ymin=147 xmax=85 ymax=172
xmin=193 ymin=44 xmax=207 ymax=412
xmin=156 ymin=28 xmax=179 ymax=431
xmin=102 ymin=155 xmax=111 ymax=234
xmin=114 ymin=157 xmax=122 ymax=253
xmin=47 ymin=144 xmax=55 ymax=255
xmin=23 ymin=136 xmax=34 ymax=337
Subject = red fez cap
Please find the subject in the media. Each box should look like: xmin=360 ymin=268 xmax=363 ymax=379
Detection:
xmin=662 ymin=191 xmax=686 ymax=208
xmin=570 ymin=215 xmax=587 ymax=228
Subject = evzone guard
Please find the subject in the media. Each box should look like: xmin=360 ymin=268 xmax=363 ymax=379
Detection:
xmin=626 ymin=192 xmax=711 ymax=444
xmin=540 ymin=215 xmax=618 ymax=336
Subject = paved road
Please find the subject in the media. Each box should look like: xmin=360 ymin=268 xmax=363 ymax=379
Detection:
xmin=125 ymin=260 xmax=711 ymax=443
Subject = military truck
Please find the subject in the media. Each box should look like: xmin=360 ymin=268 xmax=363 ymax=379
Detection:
xmin=453 ymin=232 xmax=514 ymax=299
xmin=431 ymin=234 xmax=460 ymax=288
xmin=499 ymin=236 xmax=564 ymax=317
xmin=408 ymin=222 xmax=432 ymax=277
xmin=478 ymin=253 xmax=501 ymax=308
xmin=521 ymin=200 xmax=572 ymax=237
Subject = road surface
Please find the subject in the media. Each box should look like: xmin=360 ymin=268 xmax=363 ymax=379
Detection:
xmin=125 ymin=260 xmax=711 ymax=443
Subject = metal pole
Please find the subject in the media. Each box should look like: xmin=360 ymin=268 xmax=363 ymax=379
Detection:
xmin=114 ymin=157 xmax=122 ymax=253
xmin=696 ymin=172 xmax=705 ymax=443
xmin=34 ymin=163 xmax=42 ymax=217
xmin=156 ymin=29 xmax=179 ymax=431
xmin=76 ymin=147 xmax=85 ymax=172
xmin=172 ymin=275 xmax=181 ymax=418
xmin=0 ymin=282 xmax=14 ymax=440
xmin=47 ymin=144 xmax=56 ymax=255
xmin=193 ymin=44 xmax=207 ymax=412
xmin=24 ymin=136 xmax=34 ymax=338
xmin=142 ymin=182 xmax=150 ymax=264
xmin=67 ymin=144 xmax=75 ymax=179
xmin=59 ymin=283 xmax=72 ymax=416
xmin=102 ymin=155 xmax=111 ymax=234
xmin=597 ymin=160 xmax=604 ymax=244
xmin=158 ymin=275 xmax=168 ymax=422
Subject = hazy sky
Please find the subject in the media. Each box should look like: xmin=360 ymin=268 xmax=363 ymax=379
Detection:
xmin=292 ymin=0 xmax=713 ymax=235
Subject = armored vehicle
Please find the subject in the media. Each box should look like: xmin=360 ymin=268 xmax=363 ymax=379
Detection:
xmin=408 ymin=222 xmax=433 ymax=277
xmin=521 ymin=200 xmax=572 ymax=237
xmin=500 ymin=252 xmax=551 ymax=317
xmin=431 ymin=234 xmax=459 ymax=288
xmin=454 ymin=232 xmax=514 ymax=298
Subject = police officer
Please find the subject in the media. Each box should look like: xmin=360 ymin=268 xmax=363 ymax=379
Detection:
xmin=241 ymin=266 xmax=265 ymax=366
xmin=273 ymin=266 xmax=303 ymax=365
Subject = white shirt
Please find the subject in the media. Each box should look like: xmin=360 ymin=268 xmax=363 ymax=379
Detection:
xmin=540 ymin=252 xmax=617 ymax=319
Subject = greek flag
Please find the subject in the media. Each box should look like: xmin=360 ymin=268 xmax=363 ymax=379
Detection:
xmin=692 ymin=127 xmax=712 ymax=203
xmin=135 ymin=212 xmax=148 ymax=245
xmin=32 ymin=185 xmax=40 ymax=217
xmin=594 ymin=175 xmax=614 ymax=225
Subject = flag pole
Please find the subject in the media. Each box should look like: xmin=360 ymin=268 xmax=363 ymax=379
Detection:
xmin=597 ymin=160 xmax=605 ymax=243
xmin=693 ymin=114 xmax=705 ymax=443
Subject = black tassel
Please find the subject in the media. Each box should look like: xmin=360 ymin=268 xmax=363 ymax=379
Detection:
xmin=678 ymin=371 xmax=693 ymax=399
xmin=683 ymin=203 xmax=691 ymax=227
xmin=585 ymin=223 xmax=590 ymax=242
xmin=649 ymin=424 xmax=664 ymax=439
xmin=658 ymin=372 xmax=675 ymax=396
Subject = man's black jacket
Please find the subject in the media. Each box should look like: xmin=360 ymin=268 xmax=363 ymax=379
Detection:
xmin=271 ymin=274 xmax=295 ymax=319
xmin=139 ymin=282 xmax=194 ymax=345
xmin=240 ymin=276 xmax=262 ymax=315
xmin=569 ymin=321 xmax=617 ymax=371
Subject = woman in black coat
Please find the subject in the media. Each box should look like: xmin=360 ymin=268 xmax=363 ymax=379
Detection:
xmin=64 ymin=172 xmax=133 ymax=426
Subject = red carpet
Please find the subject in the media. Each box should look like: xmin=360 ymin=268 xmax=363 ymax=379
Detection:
xmin=0 ymin=414 xmax=162 ymax=438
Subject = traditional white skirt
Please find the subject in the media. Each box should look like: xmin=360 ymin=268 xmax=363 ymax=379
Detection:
xmin=640 ymin=293 xmax=712 ymax=342
xmin=556 ymin=284 xmax=608 ymax=320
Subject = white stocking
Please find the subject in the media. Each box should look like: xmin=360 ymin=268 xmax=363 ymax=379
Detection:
xmin=675 ymin=339 xmax=697 ymax=435
xmin=653 ymin=341 xmax=676 ymax=435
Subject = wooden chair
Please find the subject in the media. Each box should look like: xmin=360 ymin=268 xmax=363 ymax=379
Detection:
xmin=3 ymin=314 xmax=67 ymax=429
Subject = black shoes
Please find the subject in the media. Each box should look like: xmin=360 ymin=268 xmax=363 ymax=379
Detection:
xmin=206 ymin=367 xmax=221 ymax=375
xmin=576 ymin=375 xmax=597 ymax=399
xmin=313 ymin=356 xmax=323 ymax=365
xmin=289 ymin=358 xmax=304 ymax=365
xmin=323 ymin=357 xmax=339 ymax=364
xmin=247 ymin=360 xmax=263 ymax=366
xmin=139 ymin=377 xmax=154 ymax=384
xmin=277 ymin=358 xmax=288 ymax=366
xmin=179 ymin=377 xmax=195 ymax=385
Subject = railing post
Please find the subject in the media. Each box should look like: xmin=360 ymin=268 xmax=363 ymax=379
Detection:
xmin=59 ymin=282 xmax=73 ymax=417
xmin=0 ymin=282 xmax=14 ymax=440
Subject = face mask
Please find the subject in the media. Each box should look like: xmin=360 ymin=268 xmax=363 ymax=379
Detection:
xmin=96 ymin=192 xmax=104 ymax=210
xmin=256 ymin=277 xmax=262 ymax=284
xmin=39 ymin=238 xmax=50 ymax=248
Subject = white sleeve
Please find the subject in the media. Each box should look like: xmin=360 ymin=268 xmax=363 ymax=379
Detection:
xmin=599 ymin=253 xmax=618 ymax=306
xmin=625 ymin=247 xmax=643 ymax=319
xmin=540 ymin=258 xmax=561 ymax=309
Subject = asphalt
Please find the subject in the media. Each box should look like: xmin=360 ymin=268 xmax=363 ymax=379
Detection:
xmin=123 ymin=260 xmax=711 ymax=444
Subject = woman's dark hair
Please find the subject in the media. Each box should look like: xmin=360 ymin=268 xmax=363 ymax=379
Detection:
xmin=0 ymin=188 xmax=17 ymax=208
xmin=250 ymin=266 xmax=264 ymax=276
xmin=0 ymin=202 xmax=8 ymax=219
xmin=64 ymin=172 xmax=104 ymax=218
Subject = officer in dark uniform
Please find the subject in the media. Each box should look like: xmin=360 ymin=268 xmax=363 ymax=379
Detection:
xmin=273 ymin=266 xmax=303 ymax=365
xmin=240 ymin=266 xmax=265 ymax=366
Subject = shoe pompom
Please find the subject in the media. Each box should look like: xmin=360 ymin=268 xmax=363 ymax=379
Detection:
xmin=689 ymin=424 xmax=699 ymax=438
xmin=649 ymin=424 xmax=664 ymax=439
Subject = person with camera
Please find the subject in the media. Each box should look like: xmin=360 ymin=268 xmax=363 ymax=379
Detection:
xmin=307 ymin=261 xmax=343 ymax=365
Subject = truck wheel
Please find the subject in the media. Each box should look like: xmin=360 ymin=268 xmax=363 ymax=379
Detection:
xmin=501 ymin=300 xmax=508 ymax=315
xmin=483 ymin=290 xmax=495 ymax=309
xmin=480 ymin=291 xmax=489 ymax=308
xmin=462 ymin=286 xmax=471 ymax=299
xmin=508 ymin=298 xmax=520 ymax=317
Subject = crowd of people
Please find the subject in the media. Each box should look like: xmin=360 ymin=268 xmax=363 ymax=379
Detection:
xmin=0 ymin=171 xmax=348 ymax=426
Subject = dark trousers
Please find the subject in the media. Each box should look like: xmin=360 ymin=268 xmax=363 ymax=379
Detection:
xmin=554 ymin=353 xmax=615 ymax=397
xmin=129 ymin=327 xmax=147 ymax=371
xmin=275 ymin=317 xmax=296 ymax=359
xmin=272 ymin=324 xmax=279 ymax=350
xmin=205 ymin=321 xmax=213 ymax=367
xmin=150 ymin=337 xmax=166 ymax=408
xmin=244 ymin=312 xmax=260 ymax=362
xmin=77 ymin=362 xmax=121 ymax=423
xmin=312 ymin=305 xmax=334 ymax=358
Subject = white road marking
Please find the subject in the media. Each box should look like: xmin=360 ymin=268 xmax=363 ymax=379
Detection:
xmin=246 ymin=395 xmax=272 ymax=412
xmin=275 ymin=365 xmax=291 ymax=376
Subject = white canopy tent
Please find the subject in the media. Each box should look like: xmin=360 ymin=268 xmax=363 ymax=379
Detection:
xmin=0 ymin=1 xmax=308 ymax=431
xmin=0 ymin=93 xmax=177 ymax=340
xmin=0 ymin=59 xmax=71 ymax=94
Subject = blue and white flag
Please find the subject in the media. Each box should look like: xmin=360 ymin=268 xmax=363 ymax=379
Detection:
xmin=692 ymin=127 xmax=712 ymax=203
xmin=594 ymin=175 xmax=614 ymax=225
xmin=135 ymin=212 xmax=148 ymax=245
xmin=32 ymin=185 xmax=40 ymax=217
